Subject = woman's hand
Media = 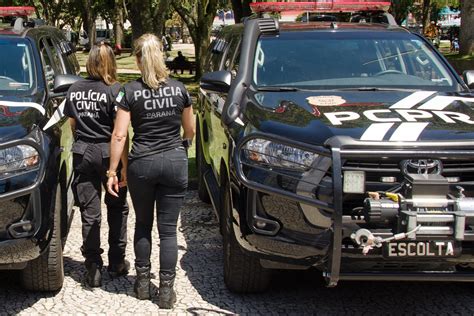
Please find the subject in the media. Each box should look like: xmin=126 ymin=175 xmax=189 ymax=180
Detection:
xmin=107 ymin=175 xmax=120 ymax=197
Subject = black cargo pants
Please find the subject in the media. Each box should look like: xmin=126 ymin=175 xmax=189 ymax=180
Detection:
xmin=72 ymin=140 xmax=129 ymax=268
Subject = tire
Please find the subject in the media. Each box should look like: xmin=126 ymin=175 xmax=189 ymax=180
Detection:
xmin=21 ymin=185 xmax=64 ymax=291
xmin=222 ymin=182 xmax=271 ymax=293
xmin=196 ymin=118 xmax=211 ymax=203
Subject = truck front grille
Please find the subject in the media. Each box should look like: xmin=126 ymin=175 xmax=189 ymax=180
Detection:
xmin=343 ymin=159 xmax=474 ymax=184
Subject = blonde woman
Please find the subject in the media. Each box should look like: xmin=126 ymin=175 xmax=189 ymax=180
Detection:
xmin=64 ymin=43 xmax=130 ymax=287
xmin=107 ymin=34 xmax=195 ymax=308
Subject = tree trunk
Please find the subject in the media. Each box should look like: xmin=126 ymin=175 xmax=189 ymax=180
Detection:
xmin=113 ymin=0 xmax=124 ymax=47
xmin=128 ymin=0 xmax=154 ymax=41
xmin=193 ymin=25 xmax=212 ymax=79
xmin=459 ymin=0 xmax=474 ymax=55
xmin=421 ymin=0 xmax=432 ymax=32
xmin=82 ymin=0 xmax=96 ymax=48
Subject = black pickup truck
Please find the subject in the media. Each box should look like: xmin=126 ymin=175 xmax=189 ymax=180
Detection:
xmin=196 ymin=16 xmax=474 ymax=292
xmin=0 ymin=19 xmax=82 ymax=291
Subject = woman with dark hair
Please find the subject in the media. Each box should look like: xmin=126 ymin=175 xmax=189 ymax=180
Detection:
xmin=107 ymin=33 xmax=195 ymax=309
xmin=64 ymin=43 xmax=130 ymax=287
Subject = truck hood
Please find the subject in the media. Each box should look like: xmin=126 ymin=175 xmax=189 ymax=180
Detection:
xmin=0 ymin=95 xmax=45 ymax=143
xmin=244 ymin=90 xmax=474 ymax=145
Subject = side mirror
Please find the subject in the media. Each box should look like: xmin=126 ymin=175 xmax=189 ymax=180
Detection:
xmin=200 ymin=71 xmax=232 ymax=94
xmin=52 ymin=74 xmax=83 ymax=95
xmin=463 ymin=70 xmax=474 ymax=89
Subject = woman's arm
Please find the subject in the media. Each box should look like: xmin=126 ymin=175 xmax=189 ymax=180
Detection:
xmin=119 ymin=133 xmax=129 ymax=187
xmin=107 ymin=108 xmax=131 ymax=196
xmin=182 ymin=106 xmax=195 ymax=141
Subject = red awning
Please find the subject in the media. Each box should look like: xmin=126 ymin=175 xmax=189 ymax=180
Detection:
xmin=250 ymin=1 xmax=391 ymax=13
xmin=0 ymin=6 xmax=35 ymax=17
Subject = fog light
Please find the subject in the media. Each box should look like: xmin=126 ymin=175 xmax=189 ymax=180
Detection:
xmin=447 ymin=177 xmax=460 ymax=183
xmin=380 ymin=176 xmax=397 ymax=183
xmin=343 ymin=171 xmax=365 ymax=194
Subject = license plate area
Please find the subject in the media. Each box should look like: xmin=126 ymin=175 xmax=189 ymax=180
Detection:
xmin=384 ymin=240 xmax=461 ymax=258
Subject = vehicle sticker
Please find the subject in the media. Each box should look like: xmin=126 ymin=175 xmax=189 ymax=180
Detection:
xmin=0 ymin=101 xmax=45 ymax=115
xmin=389 ymin=91 xmax=436 ymax=109
xmin=43 ymin=99 xmax=66 ymax=131
xmin=306 ymin=95 xmax=346 ymax=117
xmin=307 ymin=95 xmax=346 ymax=107
xmin=321 ymin=92 xmax=474 ymax=142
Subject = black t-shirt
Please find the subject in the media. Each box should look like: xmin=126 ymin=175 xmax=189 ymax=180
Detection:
xmin=64 ymin=78 xmax=121 ymax=142
xmin=117 ymin=78 xmax=192 ymax=159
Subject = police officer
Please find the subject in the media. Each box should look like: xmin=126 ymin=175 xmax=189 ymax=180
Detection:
xmin=64 ymin=43 xmax=129 ymax=287
xmin=107 ymin=34 xmax=194 ymax=309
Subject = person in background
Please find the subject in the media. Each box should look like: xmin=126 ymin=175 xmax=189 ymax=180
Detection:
xmin=107 ymin=33 xmax=194 ymax=309
xmin=64 ymin=42 xmax=130 ymax=287
xmin=172 ymin=51 xmax=187 ymax=74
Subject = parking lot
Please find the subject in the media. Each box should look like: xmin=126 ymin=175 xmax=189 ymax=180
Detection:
xmin=2 ymin=190 xmax=474 ymax=315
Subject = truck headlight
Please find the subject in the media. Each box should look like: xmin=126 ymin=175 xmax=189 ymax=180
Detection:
xmin=0 ymin=144 xmax=40 ymax=175
xmin=244 ymin=139 xmax=317 ymax=171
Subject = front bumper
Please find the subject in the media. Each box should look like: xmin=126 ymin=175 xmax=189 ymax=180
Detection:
xmin=0 ymin=138 xmax=46 ymax=266
xmin=235 ymin=133 xmax=474 ymax=285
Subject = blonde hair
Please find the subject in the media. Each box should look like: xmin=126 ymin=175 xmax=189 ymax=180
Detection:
xmin=133 ymin=34 xmax=168 ymax=89
xmin=86 ymin=43 xmax=117 ymax=85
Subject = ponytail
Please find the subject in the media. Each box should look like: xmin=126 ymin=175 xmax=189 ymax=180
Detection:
xmin=133 ymin=34 xmax=168 ymax=90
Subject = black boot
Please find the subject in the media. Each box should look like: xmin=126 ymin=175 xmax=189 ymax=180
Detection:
xmin=134 ymin=265 xmax=151 ymax=300
xmin=158 ymin=272 xmax=176 ymax=309
xmin=85 ymin=262 xmax=102 ymax=287
xmin=108 ymin=259 xmax=130 ymax=278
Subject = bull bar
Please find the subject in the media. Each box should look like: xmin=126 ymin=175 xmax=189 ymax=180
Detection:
xmin=234 ymin=132 xmax=474 ymax=286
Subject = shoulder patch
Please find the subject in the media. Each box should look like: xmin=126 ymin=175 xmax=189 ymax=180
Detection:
xmin=116 ymin=91 xmax=125 ymax=103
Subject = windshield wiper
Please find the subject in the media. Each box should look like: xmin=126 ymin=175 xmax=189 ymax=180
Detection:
xmin=335 ymin=87 xmax=417 ymax=92
xmin=257 ymin=86 xmax=301 ymax=92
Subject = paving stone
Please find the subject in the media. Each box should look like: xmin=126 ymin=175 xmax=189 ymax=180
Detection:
xmin=1 ymin=190 xmax=474 ymax=314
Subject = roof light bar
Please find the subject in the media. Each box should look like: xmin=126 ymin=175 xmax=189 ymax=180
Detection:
xmin=250 ymin=1 xmax=391 ymax=13
xmin=0 ymin=6 xmax=35 ymax=17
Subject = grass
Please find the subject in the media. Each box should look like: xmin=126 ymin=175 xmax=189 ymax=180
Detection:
xmin=444 ymin=53 xmax=474 ymax=61
xmin=438 ymin=40 xmax=474 ymax=66
xmin=76 ymin=51 xmax=139 ymax=70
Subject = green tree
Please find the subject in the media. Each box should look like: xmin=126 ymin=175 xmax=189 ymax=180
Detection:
xmin=172 ymin=0 xmax=219 ymax=78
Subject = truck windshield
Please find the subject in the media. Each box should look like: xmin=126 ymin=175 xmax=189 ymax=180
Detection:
xmin=253 ymin=31 xmax=458 ymax=91
xmin=0 ymin=38 xmax=35 ymax=94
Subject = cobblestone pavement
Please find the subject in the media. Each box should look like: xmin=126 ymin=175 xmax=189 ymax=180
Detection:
xmin=2 ymin=190 xmax=474 ymax=315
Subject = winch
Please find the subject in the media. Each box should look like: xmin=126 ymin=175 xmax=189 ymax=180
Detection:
xmin=363 ymin=173 xmax=474 ymax=226
xmin=352 ymin=173 xmax=474 ymax=254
